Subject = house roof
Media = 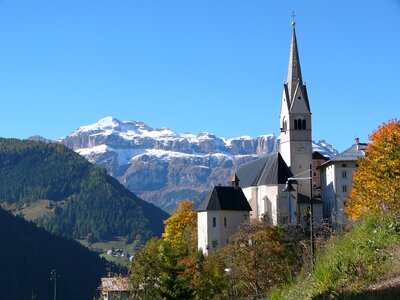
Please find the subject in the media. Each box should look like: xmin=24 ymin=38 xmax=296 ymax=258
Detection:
xmin=312 ymin=151 xmax=330 ymax=160
xmin=198 ymin=185 xmax=252 ymax=212
xmin=296 ymin=193 xmax=324 ymax=204
xmin=101 ymin=277 xmax=130 ymax=292
xmin=237 ymin=152 xmax=294 ymax=188
xmin=321 ymin=141 xmax=367 ymax=167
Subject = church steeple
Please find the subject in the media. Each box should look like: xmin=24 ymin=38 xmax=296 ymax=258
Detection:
xmin=279 ymin=19 xmax=312 ymax=200
xmin=287 ymin=22 xmax=303 ymax=102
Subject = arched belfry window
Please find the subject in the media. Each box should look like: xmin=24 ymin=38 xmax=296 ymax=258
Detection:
xmin=281 ymin=117 xmax=287 ymax=132
xmin=294 ymin=117 xmax=306 ymax=130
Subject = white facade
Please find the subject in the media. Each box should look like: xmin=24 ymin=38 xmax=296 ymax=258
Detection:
xmin=242 ymin=183 xmax=324 ymax=226
xmin=320 ymin=140 xmax=367 ymax=225
xmin=321 ymin=161 xmax=359 ymax=225
xmin=198 ymin=210 xmax=250 ymax=255
xmin=242 ymin=184 xmax=296 ymax=225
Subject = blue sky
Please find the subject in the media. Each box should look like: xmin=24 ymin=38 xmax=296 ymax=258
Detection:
xmin=0 ymin=1 xmax=399 ymax=152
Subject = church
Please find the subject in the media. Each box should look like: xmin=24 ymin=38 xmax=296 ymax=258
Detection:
xmin=238 ymin=20 xmax=324 ymax=226
xmin=198 ymin=21 xmax=325 ymax=254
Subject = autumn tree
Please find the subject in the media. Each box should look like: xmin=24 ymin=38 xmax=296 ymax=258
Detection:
xmin=130 ymin=200 xmax=200 ymax=299
xmin=162 ymin=200 xmax=197 ymax=243
xmin=346 ymin=119 xmax=400 ymax=220
xmin=221 ymin=220 xmax=302 ymax=297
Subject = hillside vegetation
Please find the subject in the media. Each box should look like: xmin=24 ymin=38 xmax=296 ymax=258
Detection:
xmin=269 ymin=213 xmax=400 ymax=299
xmin=0 ymin=138 xmax=168 ymax=242
xmin=0 ymin=208 xmax=107 ymax=300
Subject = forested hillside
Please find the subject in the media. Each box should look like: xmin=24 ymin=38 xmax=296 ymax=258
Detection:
xmin=0 ymin=208 xmax=107 ymax=300
xmin=0 ymin=138 xmax=168 ymax=242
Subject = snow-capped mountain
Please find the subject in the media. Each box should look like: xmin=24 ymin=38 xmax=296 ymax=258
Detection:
xmin=60 ymin=117 xmax=338 ymax=213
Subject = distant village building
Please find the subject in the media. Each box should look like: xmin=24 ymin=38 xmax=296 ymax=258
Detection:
xmin=100 ymin=277 xmax=130 ymax=300
xmin=320 ymin=138 xmax=367 ymax=225
xmin=197 ymin=175 xmax=251 ymax=255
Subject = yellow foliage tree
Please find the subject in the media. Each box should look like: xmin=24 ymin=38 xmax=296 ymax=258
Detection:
xmin=162 ymin=200 xmax=197 ymax=252
xmin=346 ymin=119 xmax=400 ymax=220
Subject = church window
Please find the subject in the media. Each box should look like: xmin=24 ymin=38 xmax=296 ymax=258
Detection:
xmin=213 ymin=217 xmax=216 ymax=227
xmin=342 ymin=164 xmax=347 ymax=167
xmin=281 ymin=118 xmax=287 ymax=132
xmin=342 ymin=171 xmax=347 ymax=178
xmin=298 ymin=96 xmax=301 ymax=99
xmin=294 ymin=118 xmax=306 ymax=130
xmin=342 ymin=185 xmax=347 ymax=193
xmin=224 ymin=217 xmax=227 ymax=227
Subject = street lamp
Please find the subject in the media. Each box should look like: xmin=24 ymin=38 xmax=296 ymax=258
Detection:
xmin=50 ymin=269 xmax=60 ymax=300
xmin=282 ymin=164 xmax=315 ymax=269
xmin=282 ymin=180 xmax=295 ymax=223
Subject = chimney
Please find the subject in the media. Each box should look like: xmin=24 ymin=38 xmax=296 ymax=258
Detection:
xmin=355 ymin=138 xmax=360 ymax=150
xmin=231 ymin=174 xmax=240 ymax=189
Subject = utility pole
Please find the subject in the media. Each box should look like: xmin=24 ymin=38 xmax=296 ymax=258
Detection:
xmin=50 ymin=269 xmax=59 ymax=300
xmin=309 ymin=164 xmax=315 ymax=269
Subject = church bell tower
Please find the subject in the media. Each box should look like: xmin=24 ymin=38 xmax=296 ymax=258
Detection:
xmin=279 ymin=21 xmax=312 ymax=199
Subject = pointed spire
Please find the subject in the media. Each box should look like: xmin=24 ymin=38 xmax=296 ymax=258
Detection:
xmin=287 ymin=22 xmax=303 ymax=101
xmin=231 ymin=174 xmax=240 ymax=189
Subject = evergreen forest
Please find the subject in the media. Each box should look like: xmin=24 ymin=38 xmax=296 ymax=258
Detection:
xmin=0 ymin=138 xmax=169 ymax=243
xmin=0 ymin=208 xmax=107 ymax=299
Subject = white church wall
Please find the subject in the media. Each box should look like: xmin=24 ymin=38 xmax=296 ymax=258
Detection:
xmin=198 ymin=210 xmax=250 ymax=255
xmin=197 ymin=211 xmax=210 ymax=255
xmin=219 ymin=210 xmax=250 ymax=246
xmin=242 ymin=187 xmax=259 ymax=220
xmin=321 ymin=164 xmax=336 ymax=219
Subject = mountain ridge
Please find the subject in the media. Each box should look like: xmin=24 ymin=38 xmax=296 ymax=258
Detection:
xmin=57 ymin=117 xmax=338 ymax=213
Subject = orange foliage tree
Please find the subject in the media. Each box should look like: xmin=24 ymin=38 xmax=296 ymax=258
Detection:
xmin=346 ymin=119 xmax=400 ymax=220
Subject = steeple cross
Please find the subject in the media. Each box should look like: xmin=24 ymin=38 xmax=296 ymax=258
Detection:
xmin=291 ymin=11 xmax=296 ymax=27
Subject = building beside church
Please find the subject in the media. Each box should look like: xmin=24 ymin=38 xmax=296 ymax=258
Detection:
xmin=320 ymin=138 xmax=367 ymax=225
xmin=197 ymin=175 xmax=252 ymax=255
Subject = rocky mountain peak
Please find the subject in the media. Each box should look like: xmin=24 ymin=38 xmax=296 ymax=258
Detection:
xmin=61 ymin=117 xmax=338 ymax=213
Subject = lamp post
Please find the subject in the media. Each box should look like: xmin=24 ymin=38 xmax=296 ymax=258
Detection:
xmin=282 ymin=164 xmax=315 ymax=269
xmin=282 ymin=180 xmax=295 ymax=224
xmin=50 ymin=269 xmax=59 ymax=300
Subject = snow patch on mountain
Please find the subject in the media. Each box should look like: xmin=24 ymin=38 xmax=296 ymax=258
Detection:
xmin=62 ymin=117 xmax=338 ymax=213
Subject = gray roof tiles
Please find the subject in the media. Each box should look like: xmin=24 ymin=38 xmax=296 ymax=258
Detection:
xmin=321 ymin=143 xmax=367 ymax=166
xmin=237 ymin=152 xmax=294 ymax=188
xmin=198 ymin=186 xmax=252 ymax=212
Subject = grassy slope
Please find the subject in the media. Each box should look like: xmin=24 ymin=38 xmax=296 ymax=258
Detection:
xmin=269 ymin=213 xmax=400 ymax=299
